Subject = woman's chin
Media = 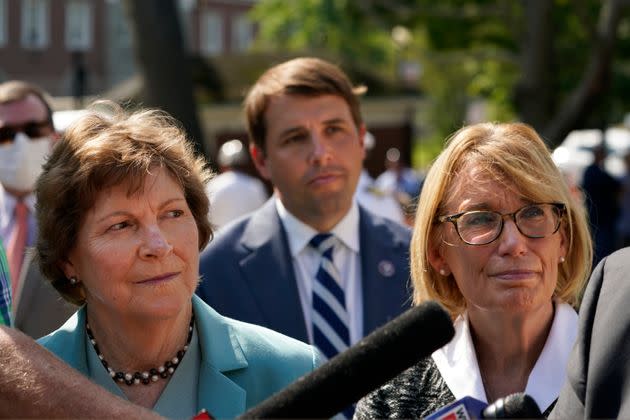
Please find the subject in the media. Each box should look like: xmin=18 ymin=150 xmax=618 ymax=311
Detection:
xmin=126 ymin=296 xmax=192 ymax=321
xmin=479 ymin=289 xmax=551 ymax=314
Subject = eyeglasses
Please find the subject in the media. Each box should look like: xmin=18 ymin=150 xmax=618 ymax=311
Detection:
xmin=0 ymin=120 xmax=53 ymax=144
xmin=438 ymin=202 xmax=566 ymax=246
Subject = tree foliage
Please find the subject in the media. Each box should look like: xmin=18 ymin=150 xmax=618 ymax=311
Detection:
xmin=251 ymin=0 xmax=630 ymax=149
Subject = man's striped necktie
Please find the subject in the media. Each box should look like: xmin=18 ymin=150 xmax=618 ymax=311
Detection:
xmin=309 ymin=233 xmax=354 ymax=419
xmin=309 ymin=233 xmax=350 ymax=360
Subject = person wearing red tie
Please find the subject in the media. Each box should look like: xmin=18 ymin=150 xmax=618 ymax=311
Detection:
xmin=0 ymin=81 xmax=75 ymax=337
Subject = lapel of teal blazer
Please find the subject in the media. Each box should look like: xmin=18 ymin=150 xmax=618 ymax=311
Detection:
xmin=192 ymin=295 xmax=248 ymax=418
xmin=39 ymin=297 xmax=250 ymax=419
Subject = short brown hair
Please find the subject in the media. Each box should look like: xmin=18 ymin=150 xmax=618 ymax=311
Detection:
xmin=0 ymin=80 xmax=53 ymax=124
xmin=244 ymin=57 xmax=366 ymax=151
xmin=35 ymin=103 xmax=213 ymax=305
xmin=410 ymin=122 xmax=593 ymax=318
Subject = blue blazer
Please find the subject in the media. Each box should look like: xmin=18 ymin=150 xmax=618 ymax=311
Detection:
xmin=196 ymin=200 xmax=412 ymax=343
xmin=38 ymin=295 xmax=321 ymax=418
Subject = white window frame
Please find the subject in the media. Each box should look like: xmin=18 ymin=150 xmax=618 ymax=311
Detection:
xmin=21 ymin=0 xmax=49 ymax=49
xmin=200 ymin=10 xmax=223 ymax=56
xmin=65 ymin=0 xmax=92 ymax=51
xmin=231 ymin=13 xmax=253 ymax=53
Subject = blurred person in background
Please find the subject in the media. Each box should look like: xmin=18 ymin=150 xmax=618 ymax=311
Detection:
xmin=617 ymin=151 xmax=630 ymax=247
xmin=581 ymin=143 xmax=620 ymax=266
xmin=197 ymin=58 xmax=412 ymax=418
xmin=36 ymin=105 xmax=320 ymax=418
xmin=355 ymin=122 xmax=592 ymax=418
xmin=197 ymin=56 xmax=411 ymax=374
xmin=375 ymin=146 xmax=423 ymax=202
xmin=206 ymin=138 xmax=268 ymax=231
xmin=355 ymin=131 xmax=405 ymax=224
xmin=0 ymin=80 xmax=75 ymax=337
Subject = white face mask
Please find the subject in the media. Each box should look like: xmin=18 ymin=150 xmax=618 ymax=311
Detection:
xmin=0 ymin=132 xmax=51 ymax=192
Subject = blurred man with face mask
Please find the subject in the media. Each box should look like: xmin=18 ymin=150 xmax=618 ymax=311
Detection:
xmin=0 ymin=80 xmax=75 ymax=337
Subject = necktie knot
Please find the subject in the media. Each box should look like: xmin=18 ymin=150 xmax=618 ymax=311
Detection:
xmin=309 ymin=233 xmax=336 ymax=259
xmin=14 ymin=200 xmax=28 ymax=218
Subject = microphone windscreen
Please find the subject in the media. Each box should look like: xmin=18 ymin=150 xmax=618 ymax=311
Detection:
xmin=238 ymin=300 xmax=454 ymax=419
xmin=482 ymin=393 xmax=542 ymax=418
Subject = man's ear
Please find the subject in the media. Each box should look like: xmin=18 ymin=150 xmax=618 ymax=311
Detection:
xmin=249 ymin=144 xmax=271 ymax=180
xmin=358 ymin=124 xmax=367 ymax=160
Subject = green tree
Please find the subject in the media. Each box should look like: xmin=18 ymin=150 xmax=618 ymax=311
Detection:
xmin=251 ymin=0 xmax=630 ymax=148
xmin=123 ymin=0 xmax=208 ymax=159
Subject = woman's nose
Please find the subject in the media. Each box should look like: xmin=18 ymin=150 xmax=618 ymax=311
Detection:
xmin=139 ymin=226 xmax=173 ymax=259
xmin=497 ymin=218 xmax=528 ymax=255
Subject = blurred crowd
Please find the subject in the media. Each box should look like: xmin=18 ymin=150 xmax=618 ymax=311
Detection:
xmin=566 ymin=142 xmax=630 ymax=267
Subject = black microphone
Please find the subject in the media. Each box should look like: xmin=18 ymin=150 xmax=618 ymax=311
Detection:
xmin=482 ymin=393 xmax=543 ymax=418
xmin=238 ymin=300 xmax=455 ymax=419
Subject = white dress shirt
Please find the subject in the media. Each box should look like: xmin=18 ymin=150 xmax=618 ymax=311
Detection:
xmin=275 ymin=198 xmax=364 ymax=345
xmin=431 ymin=302 xmax=578 ymax=412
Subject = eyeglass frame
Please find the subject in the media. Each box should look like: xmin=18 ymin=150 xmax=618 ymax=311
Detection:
xmin=437 ymin=202 xmax=566 ymax=246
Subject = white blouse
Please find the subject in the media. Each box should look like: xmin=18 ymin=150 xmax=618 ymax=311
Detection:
xmin=431 ymin=302 xmax=578 ymax=412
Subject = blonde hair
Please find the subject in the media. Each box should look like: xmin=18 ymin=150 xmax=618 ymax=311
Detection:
xmin=36 ymin=102 xmax=213 ymax=305
xmin=410 ymin=122 xmax=592 ymax=318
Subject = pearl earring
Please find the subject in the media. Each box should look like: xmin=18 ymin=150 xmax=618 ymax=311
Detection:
xmin=559 ymin=256 xmax=566 ymax=263
xmin=69 ymin=276 xmax=78 ymax=285
xmin=439 ymin=269 xmax=447 ymax=276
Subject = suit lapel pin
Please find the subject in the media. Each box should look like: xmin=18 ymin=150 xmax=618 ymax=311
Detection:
xmin=378 ymin=260 xmax=395 ymax=277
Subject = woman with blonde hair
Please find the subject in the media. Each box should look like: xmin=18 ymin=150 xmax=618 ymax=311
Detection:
xmin=355 ymin=122 xmax=592 ymax=418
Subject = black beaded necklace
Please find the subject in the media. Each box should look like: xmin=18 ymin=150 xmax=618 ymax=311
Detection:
xmin=85 ymin=314 xmax=195 ymax=386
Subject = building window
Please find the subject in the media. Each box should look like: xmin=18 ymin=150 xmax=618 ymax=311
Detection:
xmin=21 ymin=0 xmax=49 ymax=49
xmin=231 ymin=13 xmax=252 ymax=53
xmin=65 ymin=0 xmax=92 ymax=51
xmin=201 ymin=10 xmax=223 ymax=56
xmin=0 ymin=0 xmax=6 ymax=47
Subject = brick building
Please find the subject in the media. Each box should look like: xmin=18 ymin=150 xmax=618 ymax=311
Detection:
xmin=0 ymin=0 xmax=257 ymax=96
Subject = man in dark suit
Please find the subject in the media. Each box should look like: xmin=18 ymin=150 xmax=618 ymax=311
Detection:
xmin=551 ymin=247 xmax=630 ymax=419
xmin=197 ymin=57 xmax=412 ymax=360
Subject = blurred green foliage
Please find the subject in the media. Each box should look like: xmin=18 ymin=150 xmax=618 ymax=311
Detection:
xmin=250 ymin=0 xmax=630 ymax=167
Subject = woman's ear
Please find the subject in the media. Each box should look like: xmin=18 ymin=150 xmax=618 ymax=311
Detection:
xmin=58 ymin=257 xmax=76 ymax=280
xmin=559 ymin=221 xmax=569 ymax=264
xmin=427 ymin=242 xmax=450 ymax=276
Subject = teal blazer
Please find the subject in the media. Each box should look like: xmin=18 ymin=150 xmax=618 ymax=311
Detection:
xmin=38 ymin=295 xmax=321 ymax=418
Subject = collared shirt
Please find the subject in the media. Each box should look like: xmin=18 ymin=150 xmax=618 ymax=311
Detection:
xmin=0 ymin=240 xmax=11 ymax=326
xmin=275 ymin=197 xmax=363 ymax=345
xmin=432 ymin=302 xmax=578 ymax=412
xmin=0 ymin=185 xmax=38 ymax=248
xmin=86 ymin=323 xmax=200 ymax=418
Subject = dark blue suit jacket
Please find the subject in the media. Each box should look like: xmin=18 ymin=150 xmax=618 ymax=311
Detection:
xmin=196 ymin=199 xmax=412 ymax=343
